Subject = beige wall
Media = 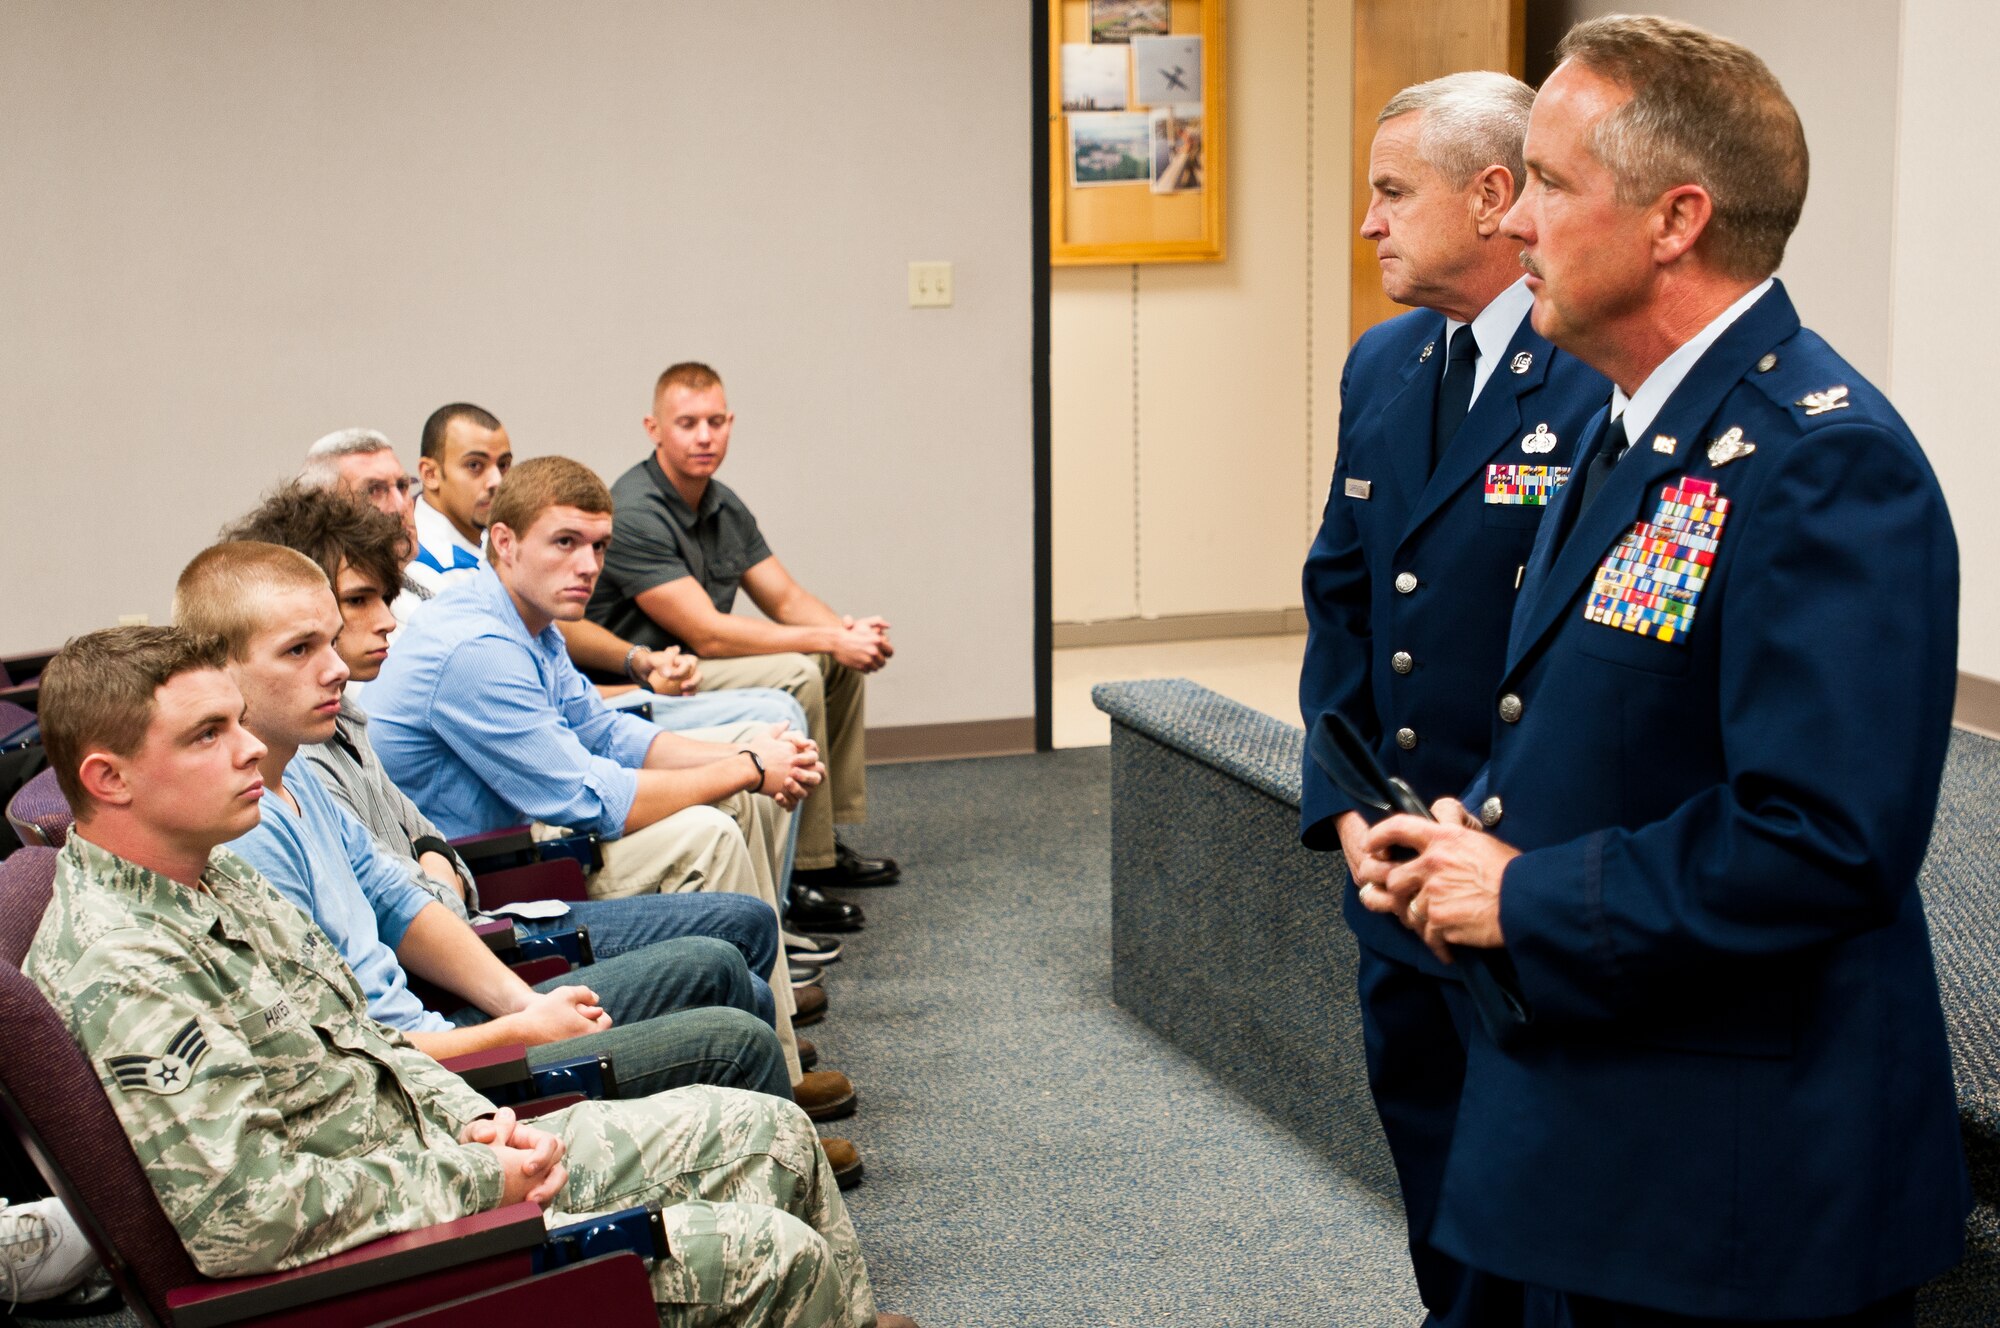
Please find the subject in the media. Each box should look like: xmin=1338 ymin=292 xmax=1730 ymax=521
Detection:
xmin=0 ymin=1 xmax=1032 ymax=729
xmin=1052 ymin=0 xmax=1353 ymax=625
xmin=1892 ymin=0 xmax=2000 ymax=681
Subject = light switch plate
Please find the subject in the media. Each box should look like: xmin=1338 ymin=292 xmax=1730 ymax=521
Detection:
xmin=908 ymin=261 xmax=952 ymax=308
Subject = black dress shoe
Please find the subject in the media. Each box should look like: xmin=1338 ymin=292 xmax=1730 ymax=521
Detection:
xmin=788 ymin=881 xmax=864 ymax=932
xmin=794 ymin=838 xmax=901 ymax=890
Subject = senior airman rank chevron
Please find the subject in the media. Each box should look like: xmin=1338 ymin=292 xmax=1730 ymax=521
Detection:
xmin=1584 ymin=476 xmax=1729 ymax=644
xmin=1484 ymin=464 xmax=1572 ymax=506
xmin=105 ymin=1017 xmax=210 ymax=1096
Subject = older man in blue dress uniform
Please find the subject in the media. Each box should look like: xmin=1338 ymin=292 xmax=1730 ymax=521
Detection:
xmin=1300 ymin=70 xmax=1609 ymax=1326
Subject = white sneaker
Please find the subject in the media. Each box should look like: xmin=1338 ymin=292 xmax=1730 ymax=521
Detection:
xmin=0 ymin=1196 xmax=100 ymax=1306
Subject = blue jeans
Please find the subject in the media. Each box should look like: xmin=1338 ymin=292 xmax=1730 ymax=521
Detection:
xmin=608 ymin=687 xmax=805 ymax=899
xmin=446 ymin=935 xmax=790 ymax=1100
xmin=515 ymin=891 xmax=779 ymax=1026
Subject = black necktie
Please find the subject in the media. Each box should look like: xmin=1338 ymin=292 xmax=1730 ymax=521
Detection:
xmin=1545 ymin=400 xmax=1616 ymax=557
xmin=1430 ymin=326 xmax=1479 ymax=474
xmin=1575 ymin=408 xmax=1628 ymax=512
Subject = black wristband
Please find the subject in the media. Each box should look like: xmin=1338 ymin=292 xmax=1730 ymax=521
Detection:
xmin=738 ymin=749 xmax=765 ymax=791
xmin=411 ymin=835 xmax=455 ymax=862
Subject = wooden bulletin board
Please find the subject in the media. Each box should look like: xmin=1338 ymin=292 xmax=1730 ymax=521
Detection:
xmin=1048 ymin=0 xmax=1225 ymax=266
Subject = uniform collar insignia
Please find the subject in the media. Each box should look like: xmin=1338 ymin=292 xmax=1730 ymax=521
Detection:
xmin=1419 ymin=341 xmax=1435 ymax=362
xmin=1798 ymin=386 xmax=1850 ymax=416
xmin=1707 ymin=426 xmax=1756 ymax=467
xmin=1510 ymin=351 xmax=1533 ymax=374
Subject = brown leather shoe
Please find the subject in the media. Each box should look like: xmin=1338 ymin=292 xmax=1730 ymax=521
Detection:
xmin=821 ymin=1136 xmax=863 ymax=1189
xmin=795 ymin=1069 xmax=855 ymax=1122
xmin=793 ymin=983 xmax=828 ymax=1027
xmin=798 ymin=1037 xmax=818 ymax=1071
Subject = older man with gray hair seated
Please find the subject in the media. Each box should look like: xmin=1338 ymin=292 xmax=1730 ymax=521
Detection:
xmin=299 ymin=427 xmax=432 ymax=619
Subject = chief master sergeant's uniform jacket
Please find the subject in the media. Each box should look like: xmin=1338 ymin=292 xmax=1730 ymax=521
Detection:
xmin=1298 ymin=286 xmax=1608 ymax=1325
xmin=1437 ymin=280 xmax=1970 ymax=1318
xmin=27 ymin=833 xmax=878 ymax=1326
xmin=1300 ymin=288 xmax=1609 ymax=975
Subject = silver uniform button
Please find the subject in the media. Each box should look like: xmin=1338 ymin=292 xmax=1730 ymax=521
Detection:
xmin=1395 ymin=572 xmax=1419 ymax=595
xmin=1395 ymin=727 xmax=1417 ymax=750
xmin=1480 ymin=796 xmax=1504 ymax=827
xmin=1391 ymin=651 xmax=1414 ymax=675
xmin=1498 ymin=693 xmax=1523 ymax=723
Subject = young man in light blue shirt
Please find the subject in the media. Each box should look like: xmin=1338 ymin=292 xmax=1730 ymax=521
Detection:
xmin=173 ymin=538 xmax=864 ymax=1173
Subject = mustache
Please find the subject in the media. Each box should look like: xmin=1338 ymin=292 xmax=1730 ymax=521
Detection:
xmin=1518 ymin=251 xmax=1542 ymax=277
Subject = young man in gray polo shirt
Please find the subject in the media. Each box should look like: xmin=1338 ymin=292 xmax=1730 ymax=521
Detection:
xmin=587 ymin=362 xmax=900 ymax=910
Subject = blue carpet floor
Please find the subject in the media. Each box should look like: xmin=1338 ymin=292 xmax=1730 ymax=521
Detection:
xmin=827 ymin=748 xmax=1420 ymax=1327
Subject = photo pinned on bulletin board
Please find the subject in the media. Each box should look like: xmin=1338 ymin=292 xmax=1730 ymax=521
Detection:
xmin=1070 ymin=112 xmax=1152 ymax=187
xmin=1149 ymin=104 xmax=1203 ymax=194
xmin=1090 ymin=0 xmax=1169 ymax=44
xmin=1061 ymin=42 xmax=1129 ymax=111
xmin=1132 ymin=34 xmax=1202 ymax=106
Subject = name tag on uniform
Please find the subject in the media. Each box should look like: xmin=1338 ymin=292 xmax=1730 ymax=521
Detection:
xmin=1344 ymin=478 xmax=1372 ymax=500
xmin=1484 ymin=464 xmax=1570 ymax=506
xmin=1584 ymin=476 xmax=1729 ymax=644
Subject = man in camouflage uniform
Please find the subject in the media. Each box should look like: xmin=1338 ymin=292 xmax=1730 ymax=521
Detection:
xmin=24 ymin=627 xmax=911 ymax=1327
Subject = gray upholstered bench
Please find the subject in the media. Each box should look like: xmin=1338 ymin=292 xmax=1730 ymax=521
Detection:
xmin=1093 ymin=678 xmax=2000 ymax=1322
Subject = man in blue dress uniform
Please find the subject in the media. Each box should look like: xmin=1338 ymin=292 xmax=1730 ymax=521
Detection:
xmin=1361 ymin=16 xmax=1969 ymax=1325
xmin=1299 ymin=71 xmax=1608 ymax=1326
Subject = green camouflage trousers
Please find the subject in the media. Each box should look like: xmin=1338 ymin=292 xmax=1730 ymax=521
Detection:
xmin=541 ymin=1085 xmax=876 ymax=1327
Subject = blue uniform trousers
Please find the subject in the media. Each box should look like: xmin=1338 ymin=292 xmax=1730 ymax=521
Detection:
xmin=1357 ymin=941 xmax=1522 ymax=1328
xmin=1521 ymin=1287 xmax=1914 ymax=1327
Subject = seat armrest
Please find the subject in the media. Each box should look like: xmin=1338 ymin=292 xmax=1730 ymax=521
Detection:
xmin=0 ymin=650 xmax=56 ymax=689
xmin=514 ymin=1092 xmax=585 ymax=1120
xmin=507 ymin=956 xmax=571 ymax=987
xmin=477 ymin=859 xmax=589 ymax=907
xmin=450 ymin=826 xmax=537 ymax=874
xmin=163 ymin=1202 xmax=547 ymax=1328
xmin=533 ymin=834 xmax=603 ymax=874
xmin=515 ymin=926 xmax=592 ymax=969
xmin=369 ymin=1252 xmax=657 ymax=1327
xmin=471 ymin=918 xmax=520 ymax=955
xmin=439 ymin=1045 xmax=533 ymax=1094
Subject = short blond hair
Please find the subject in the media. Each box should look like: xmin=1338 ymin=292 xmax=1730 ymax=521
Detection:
xmin=487 ymin=456 xmax=612 ymax=541
xmin=173 ymin=541 xmax=329 ymax=661
xmin=654 ymin=361 xmax=724 ymax=403
xmin=1556 ymin=14 xmax=1808 ymax=279
xmin=40 ymin=627 xmax=230 ymax=814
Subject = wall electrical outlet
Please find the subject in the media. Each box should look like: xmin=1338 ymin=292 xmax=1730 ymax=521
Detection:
xmin=908 ymin=261 xmax=953 ymax=308
xmin=117 ymin=613 xmax=150 ymax=627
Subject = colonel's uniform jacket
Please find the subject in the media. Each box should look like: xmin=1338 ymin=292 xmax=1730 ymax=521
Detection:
xmin=26 ymin=834 xmax=877 ymax=1326
xmin=1299 ymin=281 xmax=1608 ymax=1321
xmin=1439 ymin=281 xmax=1970 ymax=1318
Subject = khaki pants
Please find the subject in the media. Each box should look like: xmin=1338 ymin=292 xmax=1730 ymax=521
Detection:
xmin=566 ymin=796 xmax=805 ymax=1084
xmin=696 ymin=653 xmax=866 ymax=871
